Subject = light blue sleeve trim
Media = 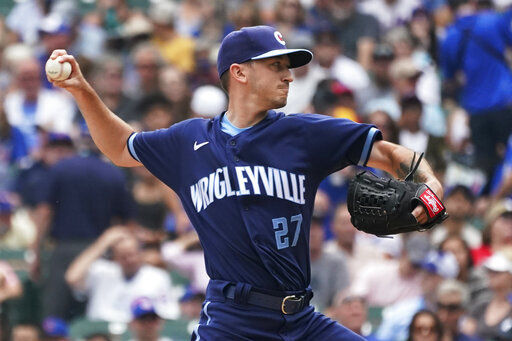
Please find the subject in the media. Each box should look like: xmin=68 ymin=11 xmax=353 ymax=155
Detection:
xmin=127 ymin=132 xmax=141 ymax=163
xmin=358 ymin=127 xmax=379 ymax=166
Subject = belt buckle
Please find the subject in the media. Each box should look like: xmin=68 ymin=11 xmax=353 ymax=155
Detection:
xmin=281 ymin=295 xmax=301 ymax=314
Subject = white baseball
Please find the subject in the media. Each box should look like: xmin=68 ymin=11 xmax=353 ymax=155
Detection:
xmin=45 ymin=58 xmax=72 ymax=81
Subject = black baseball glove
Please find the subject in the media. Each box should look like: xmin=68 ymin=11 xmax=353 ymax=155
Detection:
xmin=347 ymin=153 xmax=448 ymax=236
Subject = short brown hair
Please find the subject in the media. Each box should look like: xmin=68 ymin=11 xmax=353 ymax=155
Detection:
xmin=220 ymin=72 xmax=229 ymax=93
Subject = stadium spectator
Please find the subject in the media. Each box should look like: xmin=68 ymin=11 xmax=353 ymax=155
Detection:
xmin=367 ymin=110 xmax=399 ymax=144
xmin=65 ymin=227 xmax=180 ymax=322
xmin=470 ymin=247 xmax=512 ymax=340
xmin=128 ymin=296 xmax=172 ymax=341
xmin=4 ymin=57 xmax=75 ymax=151
xmin=435 ymin=279 xmax=481 ymax=341
xmin=327 ymin=293 xmax=370 ymax=339
xmin=309 ymin=30 xmax=371 ymax=108
xmin=90 ymin=54 xmax=136 ymax=123
xmin=376 ymin=250 xmax=459 ymax=341
xmin=179 ymin=287 xmax=206 ymax=321
xmin=348 ymin=233 xmax=429 ymax=307
xmin=158 ymin=66 xmax=191 ymax=121
xmin=126 ymin=43 xmax=163 ymax=100
xmin=36 ymin=15 xmax=74 ymax=90
xmin=397 ymin=94 xmax=446 ymax=173
xmin=309 ymin=214 xmax=349 ymax=311
xmin=431 ymin=185 xmax=481 ymax=249
xmin=439 ymin=235 xmax=487 ymax=303
xmin=440 ymin=0 xmax=512 ymax=187
xmin=148 ymin=0 xmax=195 ymax=74
xmin=15 ymin=132 xmax=74 ymax=209
xmin=406 ymin=309 xmax=443 ymax=341
xmin=137 ymin=93 xmax=176 ymax=131
xmin=364 ymin=44 xmax=397 ymax=118
xmin=389 ymin=56 xmax=445 ymax=137
xmin=31 ymin=133 xmax=135 ymax=319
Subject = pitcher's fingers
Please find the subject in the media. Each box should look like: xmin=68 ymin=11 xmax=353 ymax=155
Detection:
xmin=50 ymin=49 xmax=68 ymax=59
xmin=412 ymin=206 xmax=427 ymax=224
xmin=56 ymin=54 xmax=80 ymax=75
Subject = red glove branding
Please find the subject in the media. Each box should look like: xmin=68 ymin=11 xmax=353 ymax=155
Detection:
xmin=419 ymin=188 xmax=444 ymax=218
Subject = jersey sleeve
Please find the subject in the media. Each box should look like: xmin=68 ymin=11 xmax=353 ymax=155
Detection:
xmin=127 ymin=125 xmax=182 ymax=190
xmin=300 ymin=114 xmax=382 ymax=178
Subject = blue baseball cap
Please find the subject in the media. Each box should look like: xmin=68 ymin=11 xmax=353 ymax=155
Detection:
xmin=42 ymin=317 xmax=69 ymax=337
xmin=39 ymin=15 xmax=71 ymax=36
xmin=131 ymin=297 xmax=159 ymax=319
xmin=217 ymin=25 xmax=313 ymax=78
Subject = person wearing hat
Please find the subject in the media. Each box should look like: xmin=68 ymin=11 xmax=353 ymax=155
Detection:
xmin=469 ymin=247 xmax=512 ymax=340
xmin=49 ymin=24 xmax=443 ymax=339
xmin=37 ymin=14 xmax=74 ymax=90
xmin=129 ymin=297 xmax=172 ymax=341
xmin=41 ymin=317 xmax=69 ymax=341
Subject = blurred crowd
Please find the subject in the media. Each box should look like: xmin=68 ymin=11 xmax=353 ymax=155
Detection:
xmin=0 ymin=0 xmax=512 ymax=340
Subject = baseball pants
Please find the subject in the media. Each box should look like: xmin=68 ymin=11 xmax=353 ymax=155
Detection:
xmin=191 ymin=279 xmax=365 ymax=340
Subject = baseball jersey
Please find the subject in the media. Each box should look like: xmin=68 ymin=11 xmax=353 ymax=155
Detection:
xmin=128 ymin=111 xmax=381 ymax=291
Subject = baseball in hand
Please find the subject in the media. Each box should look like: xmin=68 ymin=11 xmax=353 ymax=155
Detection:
xmin=45 ymin=58 xmax=72 ymax=81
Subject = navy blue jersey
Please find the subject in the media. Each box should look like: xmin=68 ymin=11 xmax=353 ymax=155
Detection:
xmin=128 ymin=111 xmax=380 ymax=291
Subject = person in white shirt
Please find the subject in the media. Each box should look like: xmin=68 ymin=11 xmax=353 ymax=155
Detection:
xmin=65 ymin=227 xmax=180 ymax=323
xmin=347 ymin=233 xmax=431 ymax=307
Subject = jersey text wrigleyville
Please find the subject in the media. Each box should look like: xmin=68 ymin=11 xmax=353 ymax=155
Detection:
xmin=190 ymin=166 xmax=306 ymax=212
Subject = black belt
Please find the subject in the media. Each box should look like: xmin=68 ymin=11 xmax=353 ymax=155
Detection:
xmin=225 ymin=285 xmax=313 ymax=314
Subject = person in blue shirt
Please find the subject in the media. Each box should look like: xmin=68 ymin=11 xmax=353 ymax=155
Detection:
xmin=32 ymin=133 xmax=135 ymax=320
xmin=49 ymin=25 xmax=443 ymax=340
xmin=440 ymin=0 xmax=512 ymax=189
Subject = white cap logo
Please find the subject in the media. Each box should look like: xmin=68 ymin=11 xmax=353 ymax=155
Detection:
xmin=274 ymin=31 xmax=286 ymax=46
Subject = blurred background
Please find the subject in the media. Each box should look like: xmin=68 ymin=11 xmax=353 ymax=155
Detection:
xmin=0 ymin=0 xmax=512 ymax=340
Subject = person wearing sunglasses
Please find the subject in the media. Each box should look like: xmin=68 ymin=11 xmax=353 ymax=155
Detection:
xmin=435 ymin=279 xmax=481 ymax=341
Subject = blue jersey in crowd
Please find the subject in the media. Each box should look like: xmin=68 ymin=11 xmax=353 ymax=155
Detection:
xmin=128 ymin=111 xmax=380 ymax=291
xmin=42 ymin=153 xmax=134 ymax=240
xmin=440 ymin=9 xmax=512 ymax=114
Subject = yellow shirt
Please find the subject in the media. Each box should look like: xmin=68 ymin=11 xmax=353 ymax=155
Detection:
xmin=153 ymin=36 xmax=196 ymax=73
